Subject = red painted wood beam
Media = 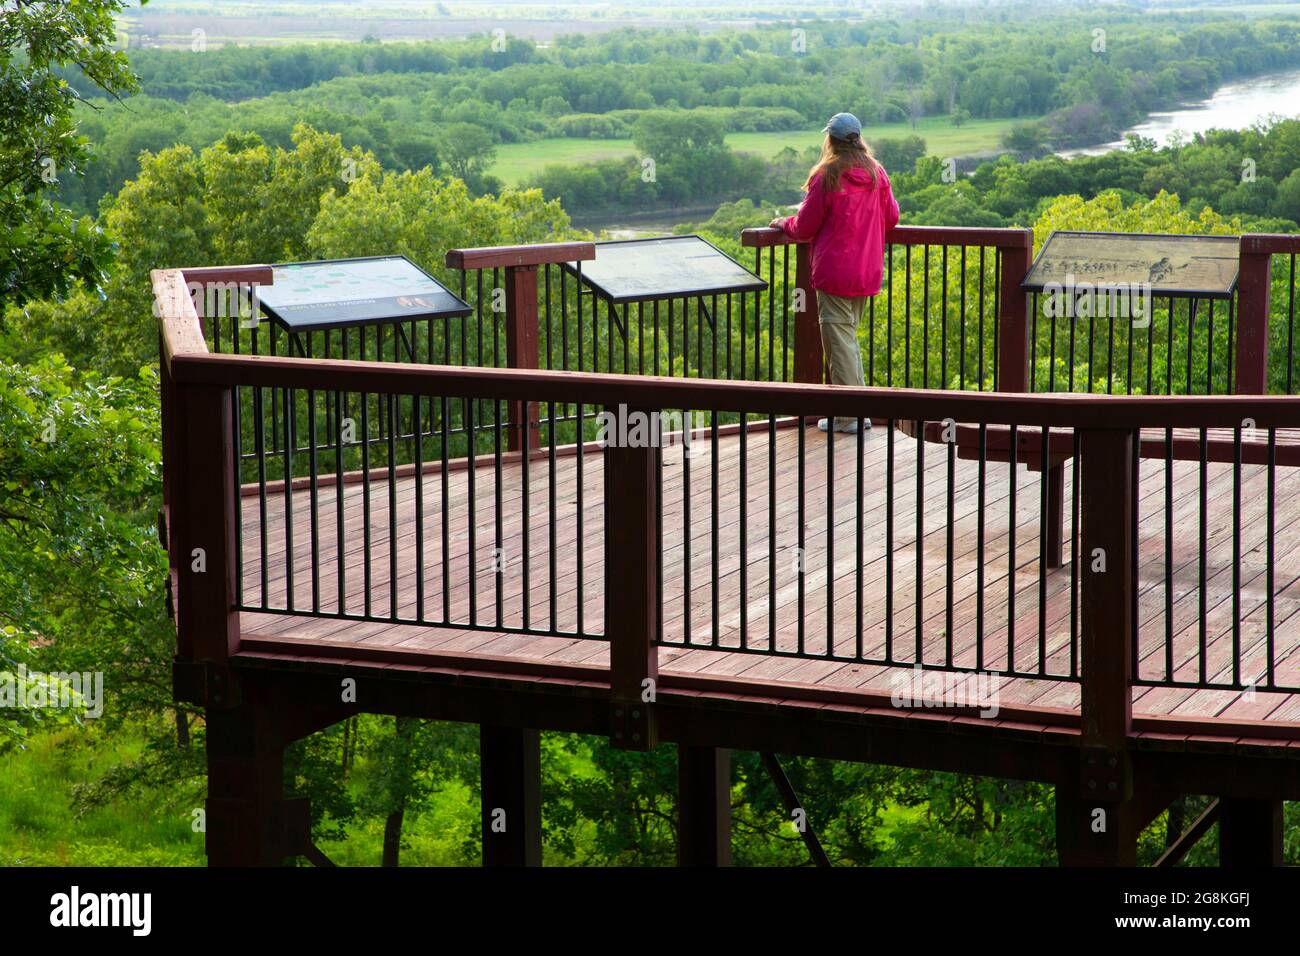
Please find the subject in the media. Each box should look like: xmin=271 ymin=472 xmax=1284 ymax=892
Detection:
xmin=504 ymin=264 xmax=541 ymax=452
xmin=168 ymin=351 xmax=1300 ymax=430
xmin=480 ymin=725 xmax=543 ymax=866
xmin=677 ymin=745 xmax=731 ymax=866
xmin=793 ymin=243 xmax=823 ymax=384
xmin=1235 ymin=240 xmax=1273 ymax=394
xmin=603 ymin=415 xmax=659 ymax=749
xmin=446 ymin=241 xmax=595 ymax=270
xmin=740 ymin=224 xmax=1036 ymax=250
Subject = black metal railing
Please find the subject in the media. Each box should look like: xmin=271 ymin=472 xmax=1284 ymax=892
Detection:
xmin=234 ymin=385 xmax=604 ymax=641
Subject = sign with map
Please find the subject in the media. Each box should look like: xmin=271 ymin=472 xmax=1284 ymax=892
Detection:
xmin=1021 ymin=231 xmax=1240 ymax=299
xmin=256 ymin=256 xmax=471 ymax=331
xmin=566 ymin=236 xmax=767 ymax=304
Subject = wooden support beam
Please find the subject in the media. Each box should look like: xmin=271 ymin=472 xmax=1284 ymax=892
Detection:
xmin=677 ymin=745 xmax=731 ymax=866
xmin=480 ymin=725 xmax=543 ymax=866
xmin=604 ymin=414 xmax=659 ymax=749
xmin=793 ymin=243 xmax=823 ymax=384
xmin=504 ymin=264 xmax=540 ymax=452
xmin=174 ymin=383 xmax=240 ymax=662
xmin=1079 ymin=428 xmax=1134 ymax=747
xmin=1235 ymin=245 xmax=1272 ymax=394
xmin=761 ymin=752 xmax=831 ymax=867
xmin=1060 ymin=427 xmax=1138 ymax=866
xmin=996 ymin=238 xmax=1034 ymax=392
xmin=1155 ymin=799 xmax=1220 ymax=868
xmin=205 ymin=702 xmax=295 ymax=866
xmin=1218 ymin=797 xmax=1283 ymax=867
xmin=1055 ymin=788 xmax=1139 ymax=866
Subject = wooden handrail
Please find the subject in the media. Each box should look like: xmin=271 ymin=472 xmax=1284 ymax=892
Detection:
xmin=180 ymin=264 xmax=275 ymax=286
xmin=153 ymin=268 xmax=210 ymax=367
xmin=445 ymin=241 xmax=595 ymax=270
xmin=166 ymin=349 xmax=1300 ymax=430
xmin=154 ymin=264 xmax=277 ymax=368
xmin=1240 ymin=233 xmax=1300 ymax=256
xmin=741 ymin=224 xmax=1034 ymax=250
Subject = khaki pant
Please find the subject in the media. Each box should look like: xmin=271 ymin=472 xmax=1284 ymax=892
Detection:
xmin=817 ymin=290 xmax=866 ymax=427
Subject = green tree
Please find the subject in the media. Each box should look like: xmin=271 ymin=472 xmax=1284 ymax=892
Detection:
xmin=0 ymin=0 xmax=142 ymax=308
xmin=0 ymin=357 xmax=166 ymax=748
xmin=307 ymin=166 xmax=573 ymax=288
xmin=1001 ymin=121 xmax=1050 ymax=154
xmin=871 ymin=135 xmax=928 ymax=176
xmin=632 ymin=110 xmax=731 ymax=203
xmin=2 ymin=126 xmax=375 ymax=376
xmin=436 ymin=123 xmax=498 ymax=194
xmin=1271 ymin=169 xmax=1300 ymax=224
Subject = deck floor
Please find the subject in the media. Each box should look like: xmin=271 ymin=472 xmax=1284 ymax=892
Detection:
xmin=239 ymin=420 xmax=1300 ymax=726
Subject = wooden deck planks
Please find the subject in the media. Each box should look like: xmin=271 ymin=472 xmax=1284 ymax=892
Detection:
xmin=238 ymin=421 xmax=1300 ymax=725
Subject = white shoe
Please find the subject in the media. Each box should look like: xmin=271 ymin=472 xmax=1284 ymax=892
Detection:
xmin=817 ymin=418 xmax=865 ymax=434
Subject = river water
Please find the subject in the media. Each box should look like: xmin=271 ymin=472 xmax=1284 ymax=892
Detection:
xmin=1058 ymin=67 xmax=1300 ymax=158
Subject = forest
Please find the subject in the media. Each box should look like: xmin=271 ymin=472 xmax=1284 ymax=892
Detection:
xmin=55 ymin=10 xmax=1300 ymax=216
xmin=3 ymin=0 xmax=1300 ymax=867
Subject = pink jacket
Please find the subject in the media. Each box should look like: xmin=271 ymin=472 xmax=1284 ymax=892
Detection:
xmin=780 ymin=164 xmax=899 ymax=297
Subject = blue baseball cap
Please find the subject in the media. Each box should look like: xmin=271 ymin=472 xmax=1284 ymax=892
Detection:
xmin=823 ymin=112 xmax=862 ymax=140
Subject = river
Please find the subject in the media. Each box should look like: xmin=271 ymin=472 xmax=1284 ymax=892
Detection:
xmin=1058 ymin=67 xmax=1300 ymax=158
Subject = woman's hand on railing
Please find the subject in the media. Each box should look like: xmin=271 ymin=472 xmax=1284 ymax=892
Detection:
xmin=740 ymin=226 xmax=796 ymax=248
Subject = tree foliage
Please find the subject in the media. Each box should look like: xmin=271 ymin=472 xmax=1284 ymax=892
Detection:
xmin=0 ymin=0 xmax=144 ymax=309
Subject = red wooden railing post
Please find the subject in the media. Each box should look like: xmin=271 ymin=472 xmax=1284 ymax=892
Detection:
xmin=996 ymin=232 xmax=1034 ymax=393
xmin=505 ymin=263 xmax=541 ymax=451
xmin=154 ymin=267 xmax=242 ymax=669
xmin=1060 ymin=426 xmax=1138 ymax=865
xmin=793 ymin=243 xmax=823 ymax=384
xmin=173 ymin=380 xmax=241 ymax=667
xmin=603 ymin=410 xmax=659 ymax=750
xmin=446 ymin=243 xmax=595 ymax=451
xmin=1236 ymin=237 xmax=1274 ymax=394
xmin=1078 ymin=427 xmax=1133 ymax=746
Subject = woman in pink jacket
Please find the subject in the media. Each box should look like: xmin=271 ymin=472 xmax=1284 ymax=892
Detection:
xmin=771 ymin=112 xmax=900 ymax=433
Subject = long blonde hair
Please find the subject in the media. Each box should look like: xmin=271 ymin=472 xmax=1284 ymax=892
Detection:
xmin=804 ymin=132 xmax=880 ymax=192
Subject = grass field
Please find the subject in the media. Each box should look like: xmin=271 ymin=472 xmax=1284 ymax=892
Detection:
xmin=491 ymin=115 xmax=1030 ymax=186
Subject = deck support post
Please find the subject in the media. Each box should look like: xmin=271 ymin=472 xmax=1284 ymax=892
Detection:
xmin=793 ymin=243 xmax=823 ymax=384
xmin=996 ymin=235 xmax=1034 ymax=393
xmin=204 ymin=700 xmax=312 ymax=866
xmin=677 ymin=745 xmax=731 ymax=866
xmin=1235 ymin=243 xmax=1272 ymax=394
xmin=1218 ymin=797 xmax=1283 ymax=866
xmin=1060 ymin=427 xmax=1137 ymax=866
xmin=173 ymin=382 xmax=240 ymax=662
xmin=504 ymin=263 xmax=541 ymax=452
xmin=604 ymin=410 xmax=659 ymax=750
xmin=1054 ymin=788 xmax=1140 ymax=866
xmin=480 ymin=724 xmax=543 ymax=866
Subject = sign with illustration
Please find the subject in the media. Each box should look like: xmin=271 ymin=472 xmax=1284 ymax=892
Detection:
xmin=257 ymin=255 xmax=471 ymax=331
xmin=1021 ymin=231 xmax=1240 ymax=300
xmin=567 ymin=235 xmax=767 ymax=304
